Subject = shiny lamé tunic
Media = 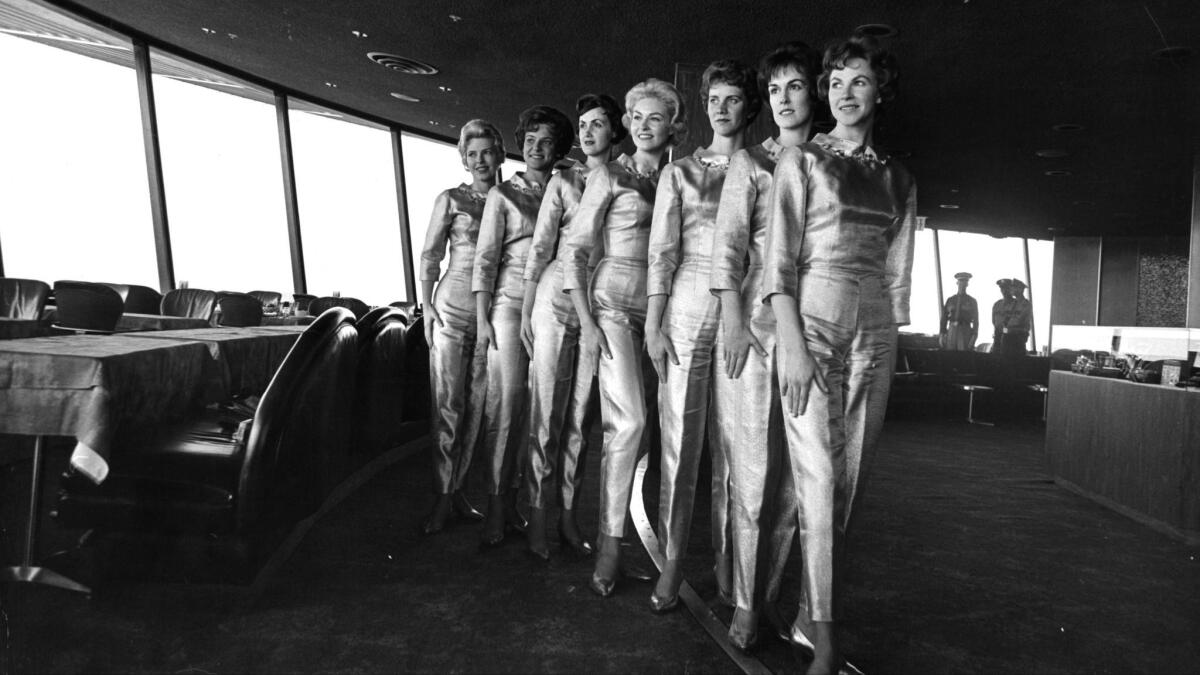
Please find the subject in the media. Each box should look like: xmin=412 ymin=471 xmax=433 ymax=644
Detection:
xmin=472 ymin=172 xmax=546 ymax=494
xmin=647 ymin=149 xmax=732 ymax=563
xmin=709 ymin=138 xmax=796 ymax=613
xmin=762 ymin=133 xmax=917 ymax=621
xmin=560 ymin=154 xmax=659 ymax=539
xmin=522 ymin=164 xmax=598 ymax=510
xmin=420 ymin=184 xmax=490 ymax=494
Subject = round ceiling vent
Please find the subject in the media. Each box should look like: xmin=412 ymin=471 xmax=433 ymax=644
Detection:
xmin=855 ymin=23 xmax=897 ymax=38
xmin=367 ymin=52 xmax=439 ymax=75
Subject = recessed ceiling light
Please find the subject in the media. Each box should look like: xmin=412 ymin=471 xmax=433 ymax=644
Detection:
xmin=324 ymin=81 xmax=338 ymax=88
xmin=1044 ymin=169 xmax=1072 ymax=176
xmin=367 ymin=52 xmax=439 ymax=75
xmin=390 ymin=92 xmax=421 ymax=102
xmin=428 ymin=120 xmax=439 ymax=126
xmin=1035 ymin=149 xmax=1069 ymax=158
xmin=1153 ymin=46 xmax=1191 ymax=60
xmin=939 ymin=204 xmax=960 ymax=210
xmin=351 ymin=30 xmax=368 ymax=38
xmin=1052 ymin=123 xmax=1084 ymax=132
xmin=438 ymin=85 xmax=453 ymax=92
xmin=855 ymin=23 xmax=897 ymax=38
xmin=200 ymin=27 xmax=215 ymax=35
xmin=449 ymin=14 xmax=463 ymax=22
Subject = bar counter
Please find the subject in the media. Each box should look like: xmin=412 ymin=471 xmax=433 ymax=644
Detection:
xmin=1046 ymin=370 xmax=1200 ymax=542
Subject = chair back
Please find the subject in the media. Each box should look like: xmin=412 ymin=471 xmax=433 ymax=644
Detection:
xmin=235 ymin=307 xmax=358 ymax=530
xmin=1 ymin=277 xmax=51 ymax=319
xmin=123 ymin=284 xmax=163 ymax=314
xmin=52 ymin=281 xmax=124 ymax=333
xmin=248 ymin=290 xmax=282 ymax=311
xmin=355 ymin=308 xmax=409 ymax=455
xmin=292 ymin=293 xmax=317 ymax=312
xmin=402 ymin=315 xmax=431 ymax=421
xmin=161 ymin=288 xmax=217 ymax=320
xmin=217 ymin=292 xmax=264 ymax=327
xmin=310 ymin=295 xmax=370 ymax=319
xmin=387 ymin=301 xmax=418 ymax=325
xmin=100 ymin=282 xmax=130 ymax=302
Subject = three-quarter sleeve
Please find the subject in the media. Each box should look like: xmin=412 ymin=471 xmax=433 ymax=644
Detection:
xmin=646 ymin=164 xmax=682 ymax=297
xmin=472 ymin=186 xmax=506 ymax=294
xmin=761 ymin=148 xmax=808 ymax=302
xmin=710 ymin=150 xmax=756 ymax=294
xmin=419 ymin=190 xmax=454 ymax=282
xmin=884 ymin=182 xmax=917 ymax=325
xmin=561 ymin=164 xmax=613 ymax=292
xmin=524 ymin=174 xmax=565 ymax=282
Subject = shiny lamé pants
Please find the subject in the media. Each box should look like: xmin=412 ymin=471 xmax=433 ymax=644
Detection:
xmin=656 ymin=262 xmax=729 ymax=562
xmin=480 ymin=264 xmax=530 ymax=495
xmin=526 ymin=260 xmax=598 ymax=510
xmin=782 ymin=274 xmax=897 ymax=622
xmin=591 ymin=257 xmax=651 ymax=539
xmin=712 ymin=293 xmax=797 ymax=612
xmin=428 ymin=271 xmax=487 ymax=494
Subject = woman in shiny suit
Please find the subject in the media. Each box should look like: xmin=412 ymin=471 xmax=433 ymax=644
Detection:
xmin=763 ymin=35 xmax=916 ymax=675
xmin=473 ymin=105 xmax=574 ymax=546
xmin=560 ymin=78 xmax=685 ymax=597
xmin=520 ymin=94 xmax=626 ymax=560
xmin=710 ymin=42 xmax=822 ymax=650
xmin=419 ymin=119 xmax=505 ymax=534
xmin=644 ymin=60 xmax=755 ymax=614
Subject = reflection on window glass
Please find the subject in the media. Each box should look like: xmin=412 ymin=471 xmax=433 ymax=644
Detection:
xmin=152 ymin=52 xmax=291 ymax=295
xmin=0 ymin=31 xmax=157 ymax=286
xmin=906 ymin=229 xmax=940 ymax=336
xmin=292 ymin=105 xmax=405 ymax=305
xmin=938 ymin=231 xmax=1029 ymax=352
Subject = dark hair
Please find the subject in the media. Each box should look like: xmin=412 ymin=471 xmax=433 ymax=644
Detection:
xmin=576 ymin=93 xmax=627 ymax=144
xmin=817 ymin=34 xmax=899 ymax=103
xmin=701 ymin=59 xmax=762 ymax=123
xmin=757 ymin=41 xmax=822 ymax=107
xmin=514 ymin=105 xmax=574 ymax=160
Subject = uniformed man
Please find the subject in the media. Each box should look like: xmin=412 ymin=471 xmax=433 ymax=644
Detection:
xmin=990 ymin=278 xmax=1014 ymax=354
xmin=1003 ymin=278 xmax=1033 ymax=357
xmin=940 ymin=272 xmax=978 ymax=350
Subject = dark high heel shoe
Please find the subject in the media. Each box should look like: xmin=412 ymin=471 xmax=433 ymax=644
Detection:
xmin=451 ymin=492 xmax=484 ymax=522
xmin=648 ymin=593 xmax=679 ymax=614
xmin=526 ymin=544 xmax=551 ymax=562
xmin=728 ymin=608 xmax=759 ymax=653
xmin=420 ymin=516 xmax=444 ymax=536
xmin=588 ymin=572 xmax=616 ymax=598
xmin=502 ymin=489 xmax=527 ymax=534
xmin=557 ymin=527 xmax=594 ymax=558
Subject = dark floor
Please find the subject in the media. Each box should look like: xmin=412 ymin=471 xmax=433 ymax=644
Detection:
xmin=2 ymin=414 xmax=1199 ymax=674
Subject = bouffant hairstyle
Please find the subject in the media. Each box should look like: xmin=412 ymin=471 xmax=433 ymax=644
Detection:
xmin=700 ymin=59 xmax=762 ymax=123
xmin=622 ymin=78 xmax=688 ymax=147
xmin=457 ymin=119 xmax=505 ymax=166
xmin=576 ymin=93 xmax=628 ymax=144
xmin=514 ymin=105 xmax=574 ymax=161
xmin=757 ymin=41 xmax=822 ymax=107
xmin=817 ymin=34 xmax=899 ymax=103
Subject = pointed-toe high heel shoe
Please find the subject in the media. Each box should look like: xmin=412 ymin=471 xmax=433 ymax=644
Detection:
xmin=648 ymin=593 xmax=679 ymax=614
xmin=558 ymin=527 xmax=594 ymax=558
xmin=588 ymin=572 xmax=616 ymax=598
xmin=451 ymin=492 xmax=485 ymax=522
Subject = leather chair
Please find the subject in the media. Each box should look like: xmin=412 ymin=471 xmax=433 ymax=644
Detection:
xmin=99 ymin=283 xmax=130 ymax=303
xmin=248 ymin=290 xmax=282 ymax=311
xmin=216 ymin=292 xmax=264 ymax=327
xmin=123 ymin=285 xmax=163 ymax=314
xmin=52 ymin=281 xmax=124 ymax=333
xmin=1 ymin=277 xmax=50 ymax=319
xmin=354 ymin=308 xmax=412 ymax=457
xmin=402 ymin=315 xmax=431 ymax=421
xmin=54 ymin=308 xmax=359 ymax=551
xmin=161 ymin=288 xmax=217 ymax=321
xmin=387 ymin=301 xmax=417 ymax=325
xmin=310 ymin=295 xmax=370 ymax=320
xmin=292 ymin=293 xmax=317 ymax=313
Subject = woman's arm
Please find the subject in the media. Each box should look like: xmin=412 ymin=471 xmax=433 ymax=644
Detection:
xmin=419 ymin=190 xmax=454 ymax=347
xmin=521 ymin=175 xmax=566 ymax=356
xmin=561 ymin=165 xmax=614 ymax=377
xmin=645 ymin=165 xmax=682 ymax=382
xmin=711 ymin=151 xmax=765 ymax=378
xmin=472 ymin=187 xmax=506 ymax=351
xmin=884 ymin=181 xmax=918 ymax=326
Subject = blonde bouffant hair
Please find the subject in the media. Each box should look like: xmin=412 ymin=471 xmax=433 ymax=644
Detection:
xmin=622 ymin=78 xmax=688 ymax=147
xmin=456 ymin=119 xmax=505 ymax=167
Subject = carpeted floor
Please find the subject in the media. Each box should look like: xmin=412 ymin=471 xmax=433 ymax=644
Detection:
xmin=2 ymin=416 xmax=1198 ymax=674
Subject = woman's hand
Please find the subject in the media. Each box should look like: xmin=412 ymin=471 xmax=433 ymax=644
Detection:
xmin=645 ymin=327 xmax=678 ymax=383
xmin=520 ymin=311 xmax=535 ymax=359
xmin=424 ymin=305 xmax=443 ymax=347
xmin=722 ymin=321 xmax=767 ymax=379
xmin=776 ymin=337 xmax=827 ymax=417
xmin=477 ymin=317 xmax=498 ymax=352
xmin=578 ymin=318 xmax=611 ymax=378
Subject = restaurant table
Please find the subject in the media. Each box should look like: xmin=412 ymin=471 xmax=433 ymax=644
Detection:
xmin=261 ymin=314 xmax=316 ymax=326
xmin=0 ymin=334 xmax=214 ymax=594
xmin=0 ymin=318 xmax=51 ymax=340
xmin=116 ymin=313 xmax=212 ymax=332
xmin=122 ymin=326 xmax=304 ymax=400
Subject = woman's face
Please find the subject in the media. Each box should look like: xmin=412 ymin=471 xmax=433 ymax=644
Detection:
xmin=706 ymin=81 xmax=748 ymax=138
xmin=628 ymin=96 xmax=672 ymax=153
xmin=462 ymin=137 xmax=500 ymax=183
xmin=767 ymin=65 xmax=813 ymax=131
xmin=522 ymin=123 xmax=557 ymax=172
xmin=828 ymin=57 xmax=880 ymax=129
xmin=578 ymin=107 xmax=614 ymax=158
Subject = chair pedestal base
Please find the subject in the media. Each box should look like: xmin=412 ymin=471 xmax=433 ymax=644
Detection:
xmin=0 ymin=565 xmax=90 ymax=595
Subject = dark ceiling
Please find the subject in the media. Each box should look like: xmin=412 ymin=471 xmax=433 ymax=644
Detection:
xmin=20 ymin=0 xmax=1200 ymax=239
